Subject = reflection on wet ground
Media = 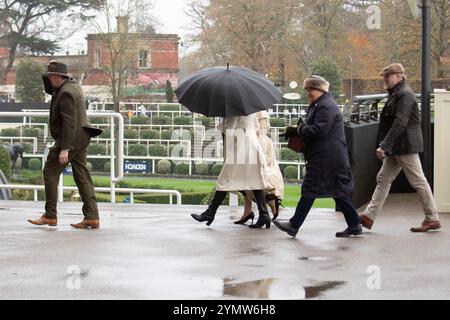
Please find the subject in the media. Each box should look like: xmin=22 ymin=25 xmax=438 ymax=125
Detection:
xmin=223 ymin=278 xmax=346 ymax=299
xmin=299 ymin=256 xmax=330 ymax=261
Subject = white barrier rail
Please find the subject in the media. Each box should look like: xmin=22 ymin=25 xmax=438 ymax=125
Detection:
xmin=0 ymin=136 xmax=38 ymax=153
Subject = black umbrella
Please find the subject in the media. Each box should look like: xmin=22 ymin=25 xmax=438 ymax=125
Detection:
xmin=175 ymin=64 xmax=282 ymax=117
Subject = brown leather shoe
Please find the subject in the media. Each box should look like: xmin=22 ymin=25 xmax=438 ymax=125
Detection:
xmin=28 ymin=215 xmax=57 ymax=227
xmin=359 ymin=214 xmax=374 ymax=230
xmin=411 ymin=220 xmax=441 ymax=233
xmin=70 ymin=220 xmax=100 ymax=229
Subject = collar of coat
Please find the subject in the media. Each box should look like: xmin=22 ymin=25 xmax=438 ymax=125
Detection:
xmin=309 ymin=91 xmax=331 ymax=108
xmin=387 ymin=79 xmax=406 ymax=96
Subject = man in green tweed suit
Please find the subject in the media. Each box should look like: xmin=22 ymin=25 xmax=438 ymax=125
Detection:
xmin=28 ymin=61 xmax=101 ymax=229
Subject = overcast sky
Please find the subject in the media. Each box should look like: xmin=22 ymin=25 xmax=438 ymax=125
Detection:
xmin=59 ymin=0 xmax=193 ymax=55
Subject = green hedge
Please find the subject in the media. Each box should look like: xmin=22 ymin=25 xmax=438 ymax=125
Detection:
xmin=270 ymin=118 xmax=285 ymax=128
xmin=28 ymin=158 xmax=42 ymax=171
xmin=89 ymin=118 xmax=107 ymax=125
xmin=128 ymin=144 xmax=147 ymax=156
xmin=174 ymin=116 xmax=192 ymax=125
xmin=149 ymin=145 xmax=165 ymax=156
xmin=201 ymin=189 xmax=244 ymax=206
xmin=160 ymin=130 xmax=173 ymax=140
xmin=104 ymin=162 xmax=111 ymax=173
xmin=284 ymin=166 xmax=298 ymax=179
xmin=151 ymin=116 xmax=172 ymax=125
xmin=195 ymin=162 xmax=210 ymax=175
xmin=22 ymin=142 xmax=33 ymax=153
xmin=30 ymin=117 xmax=48 ymax=124
xmin=212 ymin=163 xmax=224 ymax=176
xmin=140 ymin=130 xmax=159 ymax=140
xmin=88 ymin=143 xmax=106 ymax=155
xmin=23 ymin=128 xmax=41 ymax=137
xmin=196 ymin=117 xmax=211 ymax=128
xmin=0 ymin=128 xmax=20 ymax=137
xmin=124 ymin=129 xmax=139 ymax=139
xmin=158 ymin=104 xmax=180 ymax=111
xmin=157 ymin=159 xmax=172 ymax=174
xmin=99 ymin=128 xmax=111 ymax=138
xmin=174 ymin=162 xmax=190 ymax=175
xmin=0 ymin=146 xmax=11 ymax=179
xmin=90 ymin=159 xmax=108 ymax=171
xmin=131 ymin=117 xmax=151 ymax=125
xmin=281 ymin=148 xmax=300 ymax=161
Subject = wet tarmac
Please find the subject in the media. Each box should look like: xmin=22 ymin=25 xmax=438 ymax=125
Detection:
xmin=0 ymin=193 xmax=449 ymax=300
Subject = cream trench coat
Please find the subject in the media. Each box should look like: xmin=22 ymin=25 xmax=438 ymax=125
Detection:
xmin=255 ymin=111 xmax=285 ymax=199
xmin=216 ymin=113 xmax=269 ymax=192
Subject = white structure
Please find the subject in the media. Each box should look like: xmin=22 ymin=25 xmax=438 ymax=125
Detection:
xmin=434 ymin=89 xmax=450 ymax=213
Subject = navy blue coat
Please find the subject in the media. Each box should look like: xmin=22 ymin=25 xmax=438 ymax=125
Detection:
xmin=297 ymin=92 xmax=354 ymax=198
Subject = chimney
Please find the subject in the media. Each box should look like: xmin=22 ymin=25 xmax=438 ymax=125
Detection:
xmin=116 ymin=16 xmax=129 ymax=33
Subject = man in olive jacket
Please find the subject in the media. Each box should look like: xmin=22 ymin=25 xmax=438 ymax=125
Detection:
xmin=28 ymin=61 xmax=100 ymax=229
xmin=360 ymin=63 xmax=441 ymax=233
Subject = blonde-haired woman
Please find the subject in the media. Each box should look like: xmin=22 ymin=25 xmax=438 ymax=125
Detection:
xmin=234 ymin=110 xmax=284 ymax=225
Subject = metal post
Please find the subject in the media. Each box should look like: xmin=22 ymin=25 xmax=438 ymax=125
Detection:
xmin=58 ymin=174 xmax=64 ymax=202
xmin=110 ymin=117 xmax=116 ymax=204
xmin=421 ymin=0 xmax=432 ymax=184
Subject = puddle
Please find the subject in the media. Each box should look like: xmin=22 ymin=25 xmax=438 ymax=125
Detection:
xmin=299 ymin=256 xmax=330 ymax=262
xmin=304 ymin=281 xmax=345 ymax=298
xmin=223 ymin=278 xmax=345 ymax=299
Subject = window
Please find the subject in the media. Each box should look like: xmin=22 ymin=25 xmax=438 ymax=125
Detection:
xmin=94 ymin=50 xmax=101 ymax=68
xmin=138 ymin=49 xmax=148 ymax=68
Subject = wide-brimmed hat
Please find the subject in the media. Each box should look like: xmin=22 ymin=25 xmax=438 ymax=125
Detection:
xmin=303 ymin=75 xmax=330 ymax=93
xmin=380 ymin=63 xmax=405 ymax=77
xmin=43 ymin=60 xmax=72 ymax=78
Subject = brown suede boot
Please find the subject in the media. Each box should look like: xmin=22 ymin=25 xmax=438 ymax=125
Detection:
xmin=28 ymin=215 xmax=57 ymax=227
xmin=70 ymin=220 xmax=100 ymax=229
xmin=359 ymin=214 xmax=374 ymax=230
xmin=410 ymin=220 xmax=441 ymax=233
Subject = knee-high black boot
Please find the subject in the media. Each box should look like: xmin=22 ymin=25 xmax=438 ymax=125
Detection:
xmin=249 ymin=190 xmax=271 ymax=229
xmin=191 ymin=191 xmax=227 ymax=226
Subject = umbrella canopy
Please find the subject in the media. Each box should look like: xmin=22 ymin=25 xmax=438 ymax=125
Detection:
xmin=175 ymin=65 xmax=282 ymax=117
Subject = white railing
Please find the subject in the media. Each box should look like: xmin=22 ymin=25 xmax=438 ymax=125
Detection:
xmin=0 ymin=184 xmax=181 ymax=205
xmin=0 ymin=136 xmax=38 ymax=153
xmin=0 ymin=122 xmax=49 ymax=142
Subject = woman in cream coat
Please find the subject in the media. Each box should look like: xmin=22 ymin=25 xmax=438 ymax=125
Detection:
xmin=191 ymin=113 xmax=272 ymax=229
xmin=234 ymin=111 xmax=285 ymax=225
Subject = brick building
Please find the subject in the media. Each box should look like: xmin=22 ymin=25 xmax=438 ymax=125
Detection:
xmin=0 ymin=17 xmax=180 ymax=100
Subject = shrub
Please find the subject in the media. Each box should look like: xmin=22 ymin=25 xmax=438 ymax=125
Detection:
xmin=174 ymin=162 xmax=190 ymax=175
xmin=23 ymin=128 xmax=41 ymax=137
xmin=148 ymin=145 xmax=165 ymax=156
xmin=28 ymin=158 xmax=42 ymax=171
xmin=128 ymin=144 xmax=147 ymax=156
xmin=140 ymin=130 xmax=159 ymax=140
xmin=201 ymin=189 xmax=244 ymax=206
xmin=196 ymin=117 xmax=211 ymax=128
xmin=160 ymin=130 xmax=173 ymax=140
xmin=174 ymin=116 xmax=192 ymax=125
xmin=270 ymin=118 xmax=285 ymax=128
xmin=195 ymin=162 xmax=210 ymax=175
xmin=22 ymin=142 xmax=33 ymax=153
xmin=99 ymin=128 xmax=111 ymax=138
xmin=30 ymin=117 xmax=48 ymax=124
xmin=89 ymin=118 xmax=107 ymax=125
xmin=151 ymin=116 xmax=172 ymax=125
xmin=284 ymin=166 xmax=298 ymax=179
xmin=103 ymin=162 xmax=111 ymax=173
xmin=157 ymin=159 xmax=172 ymax=174
xmin=0 ymin=128 xmax=20 ymax=137
xmin=124 ymin=129 xmax=139 ymax=139
xmin=159 ymin=104 xmax=180 ymax=111
xmin=131 ymin=117 xmax=151 ymax=125
xmin=90 ymin=159 xmax=108 ymax=171
xmin=86 ymin=162 xmax=93 ymax=171
xmin=281 ymin=148 xmax=300 ymax=161
xmin=0 ymin=146 xmax=11 ymax=179
xmin=212 ymin=163 xmax=224 ymax=176
xmin=88 ymin=143 xmax=106 ymax=155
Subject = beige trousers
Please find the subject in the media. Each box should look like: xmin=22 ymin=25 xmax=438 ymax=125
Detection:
xmin=364 ymin=153 xmax=439 ymax=222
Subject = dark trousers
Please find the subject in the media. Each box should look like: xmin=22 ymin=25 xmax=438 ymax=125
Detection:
xmin=43 ymin=148 xmax=99 ymax=220
xmin=209 ymin=190 xmax=269 ymax=216
xmin=290 ymin=195 xmax=360 ymax=228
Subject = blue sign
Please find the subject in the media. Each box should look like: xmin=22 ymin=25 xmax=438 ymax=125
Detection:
xmin=63 ymin=166 xmax=73 ymax=175
xmin=124 ymin=161 xmax=150 ymax=174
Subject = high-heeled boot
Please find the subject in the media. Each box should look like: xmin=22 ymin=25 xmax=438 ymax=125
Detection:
xmin=191 ymin=190 xmax=227 ymax=226
xmin=249 ymin=190 xmax=271 ymax=229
